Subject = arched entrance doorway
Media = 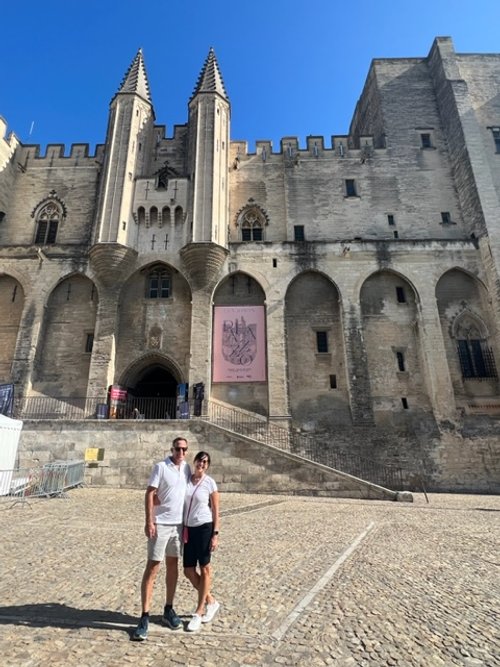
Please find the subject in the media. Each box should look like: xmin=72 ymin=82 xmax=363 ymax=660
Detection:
xmin=133 ymin=366 xmax=177 ymax=399
xmin=123 ymin=359 xmax=182 ymax=419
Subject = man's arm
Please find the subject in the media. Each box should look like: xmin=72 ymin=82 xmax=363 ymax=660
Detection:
xmin=144 ymin=486 xmax=157 ymax=538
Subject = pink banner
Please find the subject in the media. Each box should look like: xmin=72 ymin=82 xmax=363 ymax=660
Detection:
xmin=212 ymin=306 xmax=267 ymax=382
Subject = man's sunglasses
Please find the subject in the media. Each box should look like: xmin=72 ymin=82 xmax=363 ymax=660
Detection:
xmin=174 ymin=447 xmax=188 ymax=452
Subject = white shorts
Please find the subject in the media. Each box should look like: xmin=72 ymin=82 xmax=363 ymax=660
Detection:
xmin=147 ymin=524 xmax=182 ymax=561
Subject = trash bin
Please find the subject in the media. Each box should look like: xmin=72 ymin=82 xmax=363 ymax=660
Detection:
xmin=96 ymin=403 xmax=108 ymax=419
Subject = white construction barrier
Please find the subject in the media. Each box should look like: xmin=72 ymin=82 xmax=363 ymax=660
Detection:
xmin=0 ymin=414 xmax=23 ymax=495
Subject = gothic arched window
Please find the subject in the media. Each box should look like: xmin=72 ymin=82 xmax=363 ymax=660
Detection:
xmin=146 ymin=267 xmax=171 ymax=299
xmin=238 ymin=206 xmax=266 ymax=242
xmin=35 ymin=201 xmax=61 ymax=244
xmin=453 ymin=312 xmax=497 ymax=379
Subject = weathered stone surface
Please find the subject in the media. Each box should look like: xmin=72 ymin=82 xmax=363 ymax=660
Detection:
xmin=0 ymin=489 xmax=498 ymax=666
xmin=1 ymin=37 xmax=500 ymax=493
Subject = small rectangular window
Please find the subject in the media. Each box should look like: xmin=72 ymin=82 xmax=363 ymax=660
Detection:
xmin=396 ymin=286 xmax=406 ymax=303
xmin=401 ymin=397 xmax=409 ymax=409
xmin=147 ymin=271 xmax=171 ymax=299
xmin=396 ymin=351 xmax=406 ymax=372
xmin=149 ymin=277 xmax=159 ymax=299
xmin=345 ymin=179 xmax=357 ymax=197
xmin=387 ymin=214 xmax=395 ymax=226
xmin=85 ymin=333 xmax=94 ymax=353
xmin=441 ymin=211 xmax=452 ymax=224
xmin=420 ymin=133 xmax=432 ymax=149
xmin=252 ymin=227 xmax=263 ymax=241
xmin=329 ymin=374 xmax=337 ymax=389
xmin=393 ymin=231 xmax=399 ymax=239
xmin=242 ymin=228 xmax=252 ymax=241
xmin=316 ymin=331 xmax=328 ymax=353
xmin=159 ymin=277 xmax=170 ymax=298
xmin=272 ymin=258 xmax=277 ymax=268
xmin=294 ymin=225 xmax=305 ymax=242
xmin=491 ymin=127 xmax=500 ymax=153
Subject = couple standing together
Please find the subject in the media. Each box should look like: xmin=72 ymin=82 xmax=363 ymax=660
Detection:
xmin=133 ymin=437 xmax=220 ymax=640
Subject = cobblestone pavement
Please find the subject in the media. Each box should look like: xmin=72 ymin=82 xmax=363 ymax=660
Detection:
xmin=0 ymin=489 xmax=498 ymax=666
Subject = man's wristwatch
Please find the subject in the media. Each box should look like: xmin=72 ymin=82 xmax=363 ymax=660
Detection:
xmin=213 ymin=530 xmax=219 ymax=536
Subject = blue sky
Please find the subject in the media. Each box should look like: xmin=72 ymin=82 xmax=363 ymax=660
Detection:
xmin=2 ymin=0 xmax=500 ymax=152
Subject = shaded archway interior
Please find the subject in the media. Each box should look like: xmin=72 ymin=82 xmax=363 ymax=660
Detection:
xmin=129 ymin=365 xmax=178 ymax=398
xmin=124 ymin=365 xmax=179 ymax=419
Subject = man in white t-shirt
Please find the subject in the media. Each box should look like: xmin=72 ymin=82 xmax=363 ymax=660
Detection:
xmin=132 ymin=436 xmax=191 ymax=641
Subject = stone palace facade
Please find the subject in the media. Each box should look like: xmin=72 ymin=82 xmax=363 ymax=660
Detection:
xmin=1 ymin=36 xmax=500 ymax=490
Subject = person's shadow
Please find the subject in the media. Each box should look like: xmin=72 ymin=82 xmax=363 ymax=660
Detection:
xmin=0 ymin=603 xmax=191 ymax=640
xmin=0 ymin=603 xmax=142 ymax=640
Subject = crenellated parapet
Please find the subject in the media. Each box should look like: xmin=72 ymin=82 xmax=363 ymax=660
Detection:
xmin=14 ymin=143 xmax=105 ymax=167
xmin=0 ymin=117 xmax=20 ymax=170
xmin=230 ymin=134 xmax=382 ymax=165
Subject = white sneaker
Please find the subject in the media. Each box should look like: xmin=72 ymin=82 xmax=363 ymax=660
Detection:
xmin=187 ymin=614 xmax=202 ymax=632
xmin=202 ymin=600 xmax=220 ymax=623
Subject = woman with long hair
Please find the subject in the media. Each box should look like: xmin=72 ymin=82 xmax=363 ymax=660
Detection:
xmin=183 ymin=450 xmax=220 ymax=632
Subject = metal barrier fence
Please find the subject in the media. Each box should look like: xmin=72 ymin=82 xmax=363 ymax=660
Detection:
xmin=206 ymin=400 xmax=405 ymax=490
xmin=17 ymin=397 xmax=107 ymax=420
xmin=16 ymin=396 xmax=180 ymax=420
xmin=0 ymin=460 xmax=85 ymax=507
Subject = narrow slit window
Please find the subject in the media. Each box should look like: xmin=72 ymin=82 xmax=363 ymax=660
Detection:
xmin=401 ymin=397 xmax=409 ymax=409
xmin=294 ymin=225 xmax=305 ymax=242
xmin=85 ymin=333 xmax=94 ymax=353
xmin=491 ymin=127 xmax=500 ymax=153
xmin=420 ymin=133 xmax=432 ymax=149
xmin=396 ymin=286 xmax=406 ymax=303
xmin=345 ymin=179 xmax=357 ymax=197
xmin=396 ymin=351 xmax=406 ymax=372
xmin=329 ymin=374 xmax=337 ymax=389
xmin=316 ymin=331 xmax=328 ymax=353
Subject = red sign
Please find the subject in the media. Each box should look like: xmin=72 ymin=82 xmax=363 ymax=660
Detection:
xmin=110 ymin=386 xmax=127 ymax=402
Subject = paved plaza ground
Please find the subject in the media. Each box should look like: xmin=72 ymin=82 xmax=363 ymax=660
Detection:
xmin=0 ymin=487 xmax=498 ymax=667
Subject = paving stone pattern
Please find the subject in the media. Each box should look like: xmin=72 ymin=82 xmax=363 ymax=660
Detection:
xmin=0 ymin=489 xmax=498 ymax=666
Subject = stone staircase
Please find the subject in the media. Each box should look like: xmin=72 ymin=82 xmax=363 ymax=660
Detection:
xmin=17 ymin=408 xmax=410 ymax=499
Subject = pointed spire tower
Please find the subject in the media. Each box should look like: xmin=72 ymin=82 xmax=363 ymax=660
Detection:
xmin=117 ymin=48 xmax=152 ymax=102
xmin=93 ymin=49 xmax=155 ymax=247
xmin=191 ymin=47 xmax=229 ymax=103
xmin=186 ymin=48 xmax=230 ymax=250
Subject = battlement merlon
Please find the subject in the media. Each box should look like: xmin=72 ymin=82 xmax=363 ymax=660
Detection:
xmin=13 ymin=143 xmax=106 ymax=164
xmin=152 ymin=123 xmax=188 ymax=143
xmin=229 ymin=134 xmax=379 ymax=160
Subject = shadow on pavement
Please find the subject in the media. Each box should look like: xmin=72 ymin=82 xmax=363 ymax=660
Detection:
xmin=0 ymin=603 xmax=139 ymax=635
